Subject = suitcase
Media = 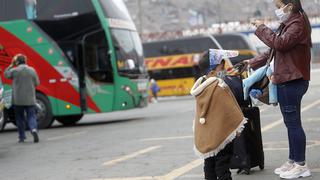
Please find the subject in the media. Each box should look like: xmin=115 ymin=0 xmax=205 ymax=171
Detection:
xmin=229 ymin=106 xmax=265 ymax=175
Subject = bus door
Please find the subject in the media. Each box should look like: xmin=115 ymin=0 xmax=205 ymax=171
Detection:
xmin=81 ymin=29 xmax=115 ymax=112
xmin=58 ymin=42 xmax=87 ymax=113
xmin=56 ymin=41 xmax=87 ymax=112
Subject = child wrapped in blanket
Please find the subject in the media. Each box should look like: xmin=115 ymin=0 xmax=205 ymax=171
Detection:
xmin=242 ymin=59 xmax=278 ymax=105
xmin=191 ymin=49 xmax=247 ymax=180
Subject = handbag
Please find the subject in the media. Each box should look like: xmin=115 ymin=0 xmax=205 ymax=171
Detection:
xmin=250 ymin=49 xmax=273 ymax=105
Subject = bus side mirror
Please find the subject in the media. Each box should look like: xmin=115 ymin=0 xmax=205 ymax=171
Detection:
xmin=114 ymin=45 xmax=120 ymax=51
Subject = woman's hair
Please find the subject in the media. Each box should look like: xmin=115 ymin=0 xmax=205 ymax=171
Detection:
xmin=281 ymin=0 xmax=312 ymax=36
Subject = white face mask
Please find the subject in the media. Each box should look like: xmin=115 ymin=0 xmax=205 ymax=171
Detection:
xmin=275 ymin=5 xmax=290 ymax=22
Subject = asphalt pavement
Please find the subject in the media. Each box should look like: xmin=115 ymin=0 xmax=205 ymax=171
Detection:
xmin=0 ymin=69 xmax=320 ymax=180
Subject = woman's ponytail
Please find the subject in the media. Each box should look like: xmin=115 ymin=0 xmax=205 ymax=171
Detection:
xmin=282 ymin=0 xmax=312 ymax=46
xmin=301 ymin=10 xmax=312 ymax=34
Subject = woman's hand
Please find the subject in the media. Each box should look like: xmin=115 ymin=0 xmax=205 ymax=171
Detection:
xmin=251 ymin=20 xmax=264 ymax=28
xmin=271 ymin=75 xmax=275 ymax=84
xmin=243 ymin=60 xmax=250 ymax=64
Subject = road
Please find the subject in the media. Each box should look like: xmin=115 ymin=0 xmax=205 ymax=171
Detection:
xmin=1 ymin=70 xmax=320 ymax=180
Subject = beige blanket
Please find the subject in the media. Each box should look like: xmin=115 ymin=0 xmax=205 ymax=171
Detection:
xmin=190 ymin=76 xmax=247 ymax=159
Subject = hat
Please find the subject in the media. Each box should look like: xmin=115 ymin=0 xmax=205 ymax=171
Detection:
xmin=208 ymin=49 xmax=239 ymax=72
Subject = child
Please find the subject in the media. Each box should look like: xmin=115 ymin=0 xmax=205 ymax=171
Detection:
xmin=191 ymin=49 xmax=247 ymax=180
xmin=242 ymin=62 xmax=277 ymax=105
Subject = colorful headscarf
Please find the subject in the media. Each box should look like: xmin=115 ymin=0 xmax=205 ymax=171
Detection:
xmin=208 ymin=49 xmax=239 ymax=73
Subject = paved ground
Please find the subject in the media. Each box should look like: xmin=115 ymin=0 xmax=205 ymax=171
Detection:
xmin=1 ymin=70 xmax=320 ymax=180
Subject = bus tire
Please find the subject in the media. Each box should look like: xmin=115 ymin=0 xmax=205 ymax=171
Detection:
xmin=35 ymin=93 xmax=54 ymax=129
xmin=56 ymin=115 xmax=83 ymax=126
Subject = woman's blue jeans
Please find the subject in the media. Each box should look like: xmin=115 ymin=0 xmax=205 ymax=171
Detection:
xmin=277 ymin=79 xmax=309 ymax=162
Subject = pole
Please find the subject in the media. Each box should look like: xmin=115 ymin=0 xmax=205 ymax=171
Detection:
xmin=138 ymin=0 xmax=143 ymax=34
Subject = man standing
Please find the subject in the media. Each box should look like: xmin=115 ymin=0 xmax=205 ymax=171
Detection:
xmin=4 ymin=54 xmax=40 ymax=143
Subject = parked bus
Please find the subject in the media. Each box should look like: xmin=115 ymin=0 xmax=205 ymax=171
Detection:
xmin=0 ymin=0 xmax=149 ymax=131
xmin=213 ymin=33 xmax=258 ymax=65
xmin=143 ymin=35 xmax=232 ymax=96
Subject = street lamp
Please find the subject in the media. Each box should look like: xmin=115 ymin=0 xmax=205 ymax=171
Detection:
xmin=316 ymin=0 xmax=320 ymax=17
xmin=138 ymin=0 xmax=143 ymax=34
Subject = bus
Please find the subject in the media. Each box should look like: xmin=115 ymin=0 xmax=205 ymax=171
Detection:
xmin=143 ymin=35 xmax=232 ymax=97
xmin=312 ymin=25 xmax=320 ymax=64
xmin=213 ymin=33 xmax=258 ymax=65
xmin=0 ymin=0 xmax=149 ymax=131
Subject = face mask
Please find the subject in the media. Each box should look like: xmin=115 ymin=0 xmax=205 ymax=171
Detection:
xmin=275 ymin=5 xmax=290 ymax=22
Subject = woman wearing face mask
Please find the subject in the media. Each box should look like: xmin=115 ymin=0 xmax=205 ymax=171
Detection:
xmin=245 ymin=0 xmax=312 ymax=179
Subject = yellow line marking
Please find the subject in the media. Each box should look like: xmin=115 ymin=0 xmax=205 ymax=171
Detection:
xmin=261 ymin=99 xmax=320 ymax=133
xmin=178 ymin=174 xmax=203 ymax=178
xmin=161 ymin=159 xmax=203 ymax=180
xmin=306 ymin=118 xmax=320 ymax=122
xmin=264 ymin=140 xmax=320 ymax=151
xmin=93 ymin=160 xmax=203 ymax=180
xmin=103 ymin=146 xmax=161 ymax=166
xmin=260 ymin=106 xmax=270 ymax=113
xmin=140 ymin=136 xmax=193 ymax=142
xmin=91 ymin=176 xmax=159 ymax=180
xmin=312 ymin=168 xmax=320 ymax=173
xmin=93 ymin=99 xmax=320 ymax=180
xmin=162 ymin=99 xmax=320 ymax=179
xmin=47 ymin=131 xmax=87 ymax=141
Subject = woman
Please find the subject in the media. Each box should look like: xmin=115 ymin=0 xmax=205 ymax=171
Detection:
xmin=246 ymin=0 xmax=312 ymax=179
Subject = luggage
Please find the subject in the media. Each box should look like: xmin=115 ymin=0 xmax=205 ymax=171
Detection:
xmin=229 ymin=106 xmax=264 ymax=174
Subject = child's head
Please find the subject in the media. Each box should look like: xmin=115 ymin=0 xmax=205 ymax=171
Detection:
xmin=198 ymin=50 xmax=225 ymax=76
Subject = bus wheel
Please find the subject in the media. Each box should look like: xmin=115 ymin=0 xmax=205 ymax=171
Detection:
xmin=35 ymin=93 xmax=54 ymax=129
xmin=0 ymin=109 xmax=6 ymax=132
xmin=56 ymin=115 xmax=83 ymax=126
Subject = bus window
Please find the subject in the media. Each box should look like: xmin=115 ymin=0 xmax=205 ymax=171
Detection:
xmin=83 ymin=30 xmax=113 ymax=83
xmin=99 ymin=0 xmax=132 ymax=21
xmin=0 ymin=1 xmax=5 ymax=21
xmin=36 ymin=0 xmax=94 ymax=20
xmin=214 ymin=35 xmax=250 ymax=50
xmin=185 ymin=37 xmax=220 ymax=53
xmin=111 ymin=29 xmax=145 ymax=76
xmin=148 ymin=68 xmax=195 ymax=81
xmin=213 ymin=34 xmax=257 ymax=65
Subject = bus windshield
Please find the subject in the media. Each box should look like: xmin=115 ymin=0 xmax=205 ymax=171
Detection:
xmin=111 ymin=29 xmax=146 ymax=75
xmin=99 ymin=0 xmax=131 ymax=21
xmin=99 ymin=0 xmax=146 ymax=77
xmin=213 ymin=34 xmax=257 ymax=65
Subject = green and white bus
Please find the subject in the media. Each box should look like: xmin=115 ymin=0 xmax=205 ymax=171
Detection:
xmin=0 ymin=0 xmax=149 ymax=131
